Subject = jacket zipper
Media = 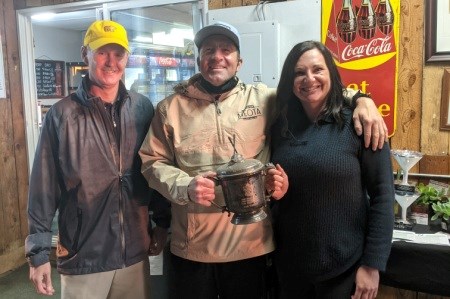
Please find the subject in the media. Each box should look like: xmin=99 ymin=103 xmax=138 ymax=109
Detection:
xmin=103 ymin=98 xmax=126 ymax=266
xmin=213 ymin=95 xmax=222 ymax=115
xmin=117 ymin=101 xmax=125 ymax=266
xmin=119 ymin=171 xmax=125 ymax=266
xmin=112 ymin=106 xmax=117 ymax=128
xmin=213 ymin=95 xmax=224 ymax=144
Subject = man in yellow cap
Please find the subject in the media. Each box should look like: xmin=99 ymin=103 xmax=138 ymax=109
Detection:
xmin=25 ymin=20 xmax=169 ymax=298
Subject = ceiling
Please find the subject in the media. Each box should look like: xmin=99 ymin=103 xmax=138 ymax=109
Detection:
xmin=31 ymin=3 xmax=194 ymax=35
xmin=31 ymin=9 xmax=96 ymax=31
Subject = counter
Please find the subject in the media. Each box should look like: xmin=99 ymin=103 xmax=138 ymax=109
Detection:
xmin=381 ymin=224 xmax=450 ymax=296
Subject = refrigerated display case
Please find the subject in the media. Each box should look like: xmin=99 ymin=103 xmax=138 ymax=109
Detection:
xmin=19 ymin=0 xmax=204 ymax=189
xmin=66 ymin=62 xmax=89 ymax=94
xmin=127 ymin=50 xmax=195 ymax=107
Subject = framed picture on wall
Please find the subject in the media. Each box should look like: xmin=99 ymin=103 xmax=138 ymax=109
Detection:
xmin=425 ymin=0 xmax=450 ymax=62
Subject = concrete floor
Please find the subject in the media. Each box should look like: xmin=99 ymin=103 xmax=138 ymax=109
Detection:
xmin=0 ymin=250 xmax=171 ymax=299
xmin=0 ymin=262 xmax=61 ymax=299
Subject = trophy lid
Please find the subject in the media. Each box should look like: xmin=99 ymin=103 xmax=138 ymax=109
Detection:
xmin=216 ymin=136 xmax=263 ymax=178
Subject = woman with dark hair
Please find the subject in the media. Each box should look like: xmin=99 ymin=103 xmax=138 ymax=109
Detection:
xmin=271 ymin=41 xmax=394 ymax=299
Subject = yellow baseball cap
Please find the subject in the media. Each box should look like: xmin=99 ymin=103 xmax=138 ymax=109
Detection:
xmin=84 ymin=20 xmax=130 ymax=52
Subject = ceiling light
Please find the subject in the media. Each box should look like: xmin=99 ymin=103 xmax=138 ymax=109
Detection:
xmin=31 ymin=13 xmax=56 ymax=21
xmin=134 ymin=36 xmax=153 ymax=43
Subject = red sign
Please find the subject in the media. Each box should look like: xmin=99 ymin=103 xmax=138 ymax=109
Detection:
xmin=322 ymin=0 xmax=399 ymax=136
xmin=156 ymin=57 xmax=180 ymax=67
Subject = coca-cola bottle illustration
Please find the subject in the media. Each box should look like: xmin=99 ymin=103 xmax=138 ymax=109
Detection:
xmin=375 ymin=0 xmax=394 ymax=35
xmin=336 ymin=0 xmax=357 ymax=43
xmin=357 ymin=0 xmax=376 ymax=39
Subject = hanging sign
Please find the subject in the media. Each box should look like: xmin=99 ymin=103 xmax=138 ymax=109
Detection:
xmin=322 ymin=0 xmax=400 ymax=136
xmin=34 ymin=60 xmax=65 ymax=99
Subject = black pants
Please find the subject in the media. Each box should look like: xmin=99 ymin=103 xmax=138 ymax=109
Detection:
xmin=169 ymin=253 xmax=271 ymax=299
xmin=277 ymin=263 xmax=357 ymax=299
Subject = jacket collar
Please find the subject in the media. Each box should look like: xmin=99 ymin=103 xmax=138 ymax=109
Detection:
xmin=174 ymin=73 xmax=245 ymax=102
xmin=75 ymin=76 xmax=130 ymax=106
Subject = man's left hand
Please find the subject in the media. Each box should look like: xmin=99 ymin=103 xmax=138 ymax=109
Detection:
xmin=353 ymin=96 xmax=388 ymax=150
xmin=148 ymin=226 xmax=168 ymax=256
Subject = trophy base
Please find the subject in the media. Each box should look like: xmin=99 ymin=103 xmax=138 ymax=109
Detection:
xmin=231 ymin=209 xmax=267 ymax=225
xmin=394 ymin=218 xmax=416 ymax=231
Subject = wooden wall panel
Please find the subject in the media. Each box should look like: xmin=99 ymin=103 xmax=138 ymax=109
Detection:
xmin=0 ymin=0 xmax=28 ymax=275
xmin=422 ymin=66 xmax=449 ymax=155
xmin=378 ymin=285 xmax=417 ymax=298
xmin=0 ymin=240 xmax=26 ymax=275
xmin=4 ymin=0 xmax=29 ymax=240
xmin=0 ymin=98 xmax=21 ymax=253
xmin=417 ymin=293 xmax=450 ymax=299
xmin=390 ymin=0 xmax=422 ymax=157
xmin=419 ymin=155 xmax=450 ymax=175
xmin=222 ymin=0 xmax=242 ymax=8
xmin=242 ymin=0 xmax=259 ymax=6
xmin=378 ymin=285 xmax=450 ymax=299
xmin=208 ymin=0 xmax=223 ymax=10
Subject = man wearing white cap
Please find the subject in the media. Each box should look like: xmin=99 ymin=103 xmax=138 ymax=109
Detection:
xmin=139 ymin=21 xmax=386 ymax=298
xmin=25 ymin=20 xmax=169 ymax=298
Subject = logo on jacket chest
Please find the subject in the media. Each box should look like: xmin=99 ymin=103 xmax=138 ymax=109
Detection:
xmin=237 ymin=105 xmax=262 ymax=120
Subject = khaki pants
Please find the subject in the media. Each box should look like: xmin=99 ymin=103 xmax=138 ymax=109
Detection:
xmin=61 ymin=259 xmax=150 ymax=299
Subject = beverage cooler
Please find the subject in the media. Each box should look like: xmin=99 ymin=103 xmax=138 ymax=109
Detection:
xmin=125 ymin=49 xmax=196 ymax=107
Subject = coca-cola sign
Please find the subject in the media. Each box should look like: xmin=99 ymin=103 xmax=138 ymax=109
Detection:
xmin=156 ymin=57 xmax=180 ymax=67
xmin=322 ymin=0 xmax=400 ymax=136
xmin=341 ymin=35 xmax=393 ymax=61
xmin=324 ymin=0 xmax=396 ymax=64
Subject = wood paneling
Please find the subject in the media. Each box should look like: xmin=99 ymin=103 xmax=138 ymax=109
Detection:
xmin=418 ymin=293 xmax=450 ymax=299
xmin=390 ymin=0 xmax=422 ymax=158
xmin=0 ymin=242 xmax=25 ymax=275
xmin=222 ymin=0 xmax=242 ymax=9
xmin=0 ymin=0 xmax=28 ymax=275
xmin=208 ymin=0 xmax=223 ymax=10
xmin=242 ymin=0 xmax=259 ymax=6
xmin=0 ymin=1 xmax=27 ymax=255
xmin=422 ymin=66 xmax=449 ymax=155
xmin=379 ymin=285 xmax=417 ymax=299
xmin=379 ymin=285 xmax=450 ymax=299
xmin=419 ymin=154 xmax=450 ymax=175
xmin=4 ymin=0 xmax=29 ymax=242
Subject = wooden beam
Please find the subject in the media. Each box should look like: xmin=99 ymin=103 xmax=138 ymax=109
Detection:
xmin=3 ymin=0 xmax=30 ymax=240
xmin=208 ymin=0 xmax=223 ymax=10
xmin=222 ymin=0 xmax=242 ymax=8
xmin=390 ymin=0 xmax=422 ymax=157
xmin=0 ymin=0 xmax=22 ymax=256
xmin=0 ymin=245 xmax=27 ymax=276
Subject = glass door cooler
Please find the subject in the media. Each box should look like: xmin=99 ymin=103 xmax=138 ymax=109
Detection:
xmin=126 ymin=51 xmax=195 ymax=107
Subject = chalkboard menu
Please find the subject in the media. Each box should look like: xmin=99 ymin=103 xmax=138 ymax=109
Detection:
xmin=35 ymin=59 xmax=65 ymax=99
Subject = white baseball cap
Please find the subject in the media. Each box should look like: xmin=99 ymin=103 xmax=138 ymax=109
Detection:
xmin=194 ymin=21 xmax=240 ymax=50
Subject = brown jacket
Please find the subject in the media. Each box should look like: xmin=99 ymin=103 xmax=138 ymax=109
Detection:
xmin=140 ymin=74 xmax=277 ymax=262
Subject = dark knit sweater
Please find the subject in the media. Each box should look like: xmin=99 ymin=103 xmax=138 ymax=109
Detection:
xmin=271 ymin=104 xmax=394 ymax=282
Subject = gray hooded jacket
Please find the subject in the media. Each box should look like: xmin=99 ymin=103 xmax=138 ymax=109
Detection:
xmin=25 ymin=77 xmax=157 ymax=275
